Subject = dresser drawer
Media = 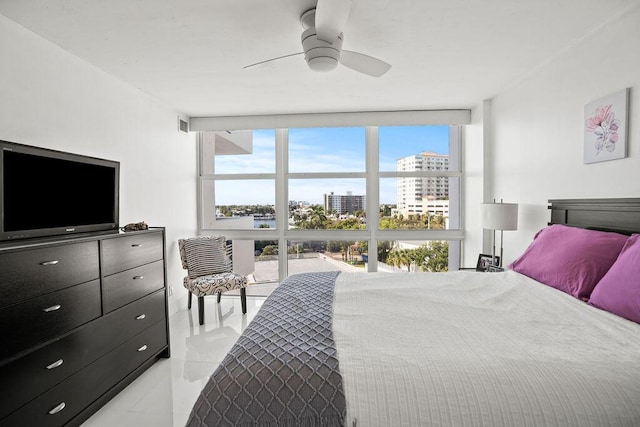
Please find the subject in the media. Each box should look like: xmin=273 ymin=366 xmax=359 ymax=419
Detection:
xmin=0 ymin=320 xmax=168 ymax=427
xmin=101 ymin=232 xmax=163 ymax=276
xmin=0 ymin=241 xmax=99 ymax=309
xmin=0 ymin=290 xmax=166 ymax=419
xmin=95 ymin=287 xmax=167 ymax=351
xmin=0 ymin=280 xmax=101 ymax=362
xmin=103 ymin=260 xmax=165 ymax=313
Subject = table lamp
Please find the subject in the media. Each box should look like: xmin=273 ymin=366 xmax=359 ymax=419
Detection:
xmin=481 ymin=200 xmax=518 ymax=268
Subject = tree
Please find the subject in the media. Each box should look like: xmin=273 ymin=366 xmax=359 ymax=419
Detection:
xmin=326 ymin=241 xmax=343 ymax=252
xmin=307 ymin=205 xmax=328 ymax=229
xmin=261 ymin=245 xmax=278 ymax=256
xmin=377 ymin=240 xmax=392 ymax=263
xmin=254 ymin=240 xmax=277 ymax=253
xmin=380 ymin=204 xmax=393 ymax=217
xmin=379 ymin=217 xmax=400 ymax=230
xmin=428 ymin=214 xmax=446 ymax=230
xmin=386 ymin=242 xmax=449 ymax=272
xmin=387 ymin=248 xmax=413 ymax=271
xmin=420 ymin=241 xmax=449 ymax=272
xmin=218 ymin=206 xmax=232 ymax=217
xmin=327 ymin=217 xmax=361 ymax=230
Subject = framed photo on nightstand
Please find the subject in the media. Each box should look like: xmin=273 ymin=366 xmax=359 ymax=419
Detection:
xmin=476 ymin=254 xmax=500 ymax=272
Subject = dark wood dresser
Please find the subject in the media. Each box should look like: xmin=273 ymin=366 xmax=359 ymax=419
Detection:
xmin=0 ymin=228 xmax=170 ymax=426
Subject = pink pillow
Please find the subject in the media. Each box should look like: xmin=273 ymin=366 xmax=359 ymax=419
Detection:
xmin=589 ymin=234 xmax=640 ymax=323
xmin=509 ymin=224 xmax=627 ymax=300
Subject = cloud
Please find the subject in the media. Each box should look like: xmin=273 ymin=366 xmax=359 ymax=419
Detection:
xmin=215 ymin=180 xmax=274 ymax=205
xmin=289 ymin=132 xmax=366 ymax=172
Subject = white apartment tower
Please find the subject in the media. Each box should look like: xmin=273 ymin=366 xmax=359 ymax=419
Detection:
xmin=396 ymin=151 xmax=449 ymax=216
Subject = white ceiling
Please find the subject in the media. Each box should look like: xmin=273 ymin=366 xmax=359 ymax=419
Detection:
xmin=0 ymin=0 xmax=634 ymax=118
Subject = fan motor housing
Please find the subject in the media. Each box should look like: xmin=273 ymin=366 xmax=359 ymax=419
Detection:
xmin=301 ymin=28 xmax=343 ymax=72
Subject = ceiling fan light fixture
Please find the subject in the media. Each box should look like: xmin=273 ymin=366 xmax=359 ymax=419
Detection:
xmin=301 ymin=28 xmax=343 ymax=73
xmin=307 ymin=56 xmax=339 ymax=72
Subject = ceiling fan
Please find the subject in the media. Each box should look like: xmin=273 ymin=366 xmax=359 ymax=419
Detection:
xmin=243 ymin=0 xmax=391 ymax=77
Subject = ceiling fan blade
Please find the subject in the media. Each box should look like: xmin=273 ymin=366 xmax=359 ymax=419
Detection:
xmin=243 ymin=52 xmax=304 ymax=69
xmin=315 ymin=0 xmax=352 ymax=43
xmin=340 ymin=50 xmax=391 ymax=77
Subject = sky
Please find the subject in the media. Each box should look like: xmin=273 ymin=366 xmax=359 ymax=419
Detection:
xmin=214 ymin=125 xmax=450 ymax=205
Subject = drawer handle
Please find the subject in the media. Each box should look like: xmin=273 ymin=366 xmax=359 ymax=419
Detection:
xmin=43 ymin=304 xmax=62 ymax=312
xmin=46 ymin=359 xmax=64 ymax=370
xmin=40 ymin=260 xmax=59 ymax=266
xmin=136 ymin=314 xmax=146 ymax=320
xmin=133 ymin=275 xmax=144 ymax=280
xmin=131 ymin=244 xmax=143 ymax=247
xmin=48 ymin=402 xmax=66 ymax=415
xmin=137 ymin=345 xmax=148 ymax=352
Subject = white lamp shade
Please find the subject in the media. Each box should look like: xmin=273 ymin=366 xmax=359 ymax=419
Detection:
xmin=481 ymin=203 xmax=518 ymax=230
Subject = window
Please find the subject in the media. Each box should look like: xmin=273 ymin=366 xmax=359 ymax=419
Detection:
xmin=379 ymin=125 xmax=460 ymax=230
xmin=213 ymin=129 xmax=275 ymax=174
xmin=199 ymin=125 xmax=462 ymax=282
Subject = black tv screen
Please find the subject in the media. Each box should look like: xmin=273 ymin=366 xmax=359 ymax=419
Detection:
xmin=1 ymin=140 xmax=119 ymax=241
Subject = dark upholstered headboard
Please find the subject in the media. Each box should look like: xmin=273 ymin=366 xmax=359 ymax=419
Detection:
xmin=548 ymin=198 xmax=640 ymax=235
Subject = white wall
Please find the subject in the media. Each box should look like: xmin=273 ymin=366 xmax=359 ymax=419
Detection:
xmin=0 ymin=15 xmax=198 ymax=314
xmin=489 ymin=4 xmax=640 ymax=265
xmin=461 ymin=103 xmax=486 ymax=268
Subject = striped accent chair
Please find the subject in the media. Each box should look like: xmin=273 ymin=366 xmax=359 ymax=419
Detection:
xmin=178 ymin=236 xmax=248 ymax=325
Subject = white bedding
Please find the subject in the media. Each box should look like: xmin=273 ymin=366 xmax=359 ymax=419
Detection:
xmin=332 ymin=270 xmax=640 ymax=426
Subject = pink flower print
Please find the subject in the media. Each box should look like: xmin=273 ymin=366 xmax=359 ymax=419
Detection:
xmin=586 ymin=103 xmax=620 ymax=154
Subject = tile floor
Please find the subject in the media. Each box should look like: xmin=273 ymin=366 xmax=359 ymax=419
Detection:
xmin=81 ymin=292 xmax=270 ymax=426
xmin=82 ymin=257 xmax=352 ymax=426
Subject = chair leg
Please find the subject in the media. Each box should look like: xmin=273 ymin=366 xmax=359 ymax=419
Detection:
xmin=241 ymin=288 xmax=247 ymax=314
xmin=198 ymin=296 xmax=205 ymax=325
xmin=217 ymin=292 xmax=221 ymax=303
xmin=187 ymin=292 xmax=192 ymax=310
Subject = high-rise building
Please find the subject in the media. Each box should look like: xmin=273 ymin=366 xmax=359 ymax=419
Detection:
xmin=396 ymin=151 xmax=449 ymax=216
xmin=324 ymin=191 xmax=366 ymax=215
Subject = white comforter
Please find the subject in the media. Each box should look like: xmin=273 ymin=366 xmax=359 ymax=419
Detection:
xmin=332 ymin=270 xmax=640 ymax=426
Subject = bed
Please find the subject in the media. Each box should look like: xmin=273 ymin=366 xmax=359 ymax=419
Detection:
xmin=186 ymin=198 xmax=640 ymax=426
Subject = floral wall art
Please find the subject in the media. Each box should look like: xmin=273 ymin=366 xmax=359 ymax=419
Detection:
xmin=584 ymin=88 xmax=629 ymax=164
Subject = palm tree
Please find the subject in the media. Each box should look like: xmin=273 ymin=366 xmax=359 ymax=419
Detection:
xmin=377 ymin=240 xmax=392 ymax=263
xmin=400 ymin=249 xmax=414 ymax=271
xmin=419 ymin=241 xmax=449 ymax=272
xmin=307 ymin=205 xmax=327 ymax=229
xmin=387 ymin=248 xmax=412 ymax=271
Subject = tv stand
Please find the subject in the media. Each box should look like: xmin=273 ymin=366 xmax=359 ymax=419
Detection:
xmin=0 ymin=228 xmax=170 ymax=426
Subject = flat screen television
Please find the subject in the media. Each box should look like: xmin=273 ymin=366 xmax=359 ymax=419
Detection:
xmin=0 ymin=140 xmax=120 ymax=241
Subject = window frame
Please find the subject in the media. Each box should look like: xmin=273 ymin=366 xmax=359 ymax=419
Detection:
xmin=198 ymin=126 xmax=463 ymax=281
